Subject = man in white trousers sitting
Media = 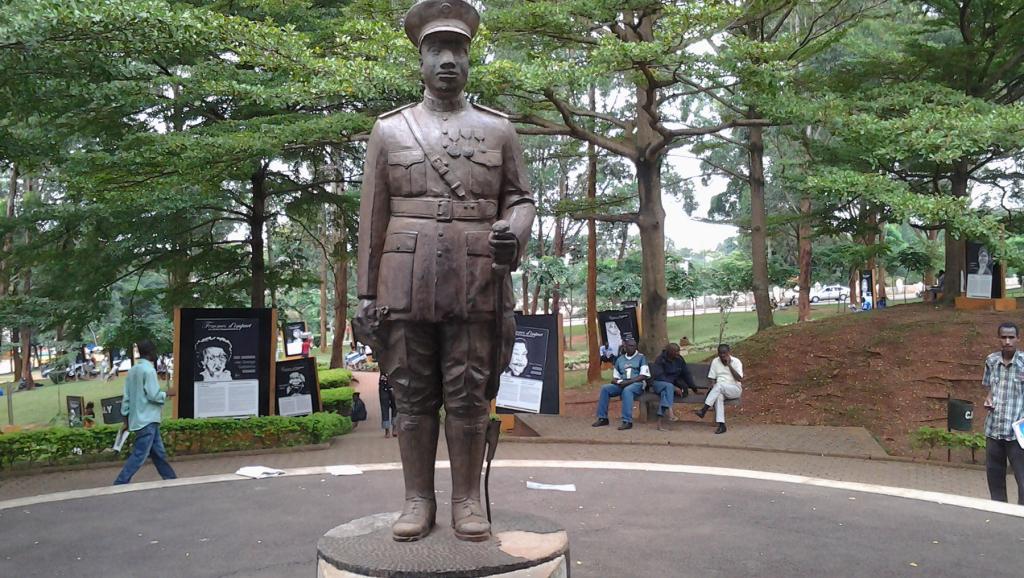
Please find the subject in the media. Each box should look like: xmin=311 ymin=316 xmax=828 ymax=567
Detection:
xmin=694 ymin=344 xmax=743 ymax=434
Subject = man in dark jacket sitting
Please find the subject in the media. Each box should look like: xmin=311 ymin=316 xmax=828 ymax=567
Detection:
xmin=649 ymin=343 xmax=698 ymax=424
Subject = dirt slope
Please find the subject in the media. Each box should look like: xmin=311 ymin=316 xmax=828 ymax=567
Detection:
xmin=732 ymin=303 xmax=1024 ymax=454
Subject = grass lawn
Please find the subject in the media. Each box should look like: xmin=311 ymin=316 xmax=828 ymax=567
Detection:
xmin=0 ymin=375 xmax=176 ymax=428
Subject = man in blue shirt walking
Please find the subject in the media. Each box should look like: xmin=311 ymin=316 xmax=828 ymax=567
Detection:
xmin=114 ymin=339 xmax=177 ymax=485
xmin=592 ymin=338 xmax=650 ymax=430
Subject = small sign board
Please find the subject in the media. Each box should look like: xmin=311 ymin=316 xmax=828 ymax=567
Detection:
xmin=597 ymin=308 xmax=640 ymax=354
xmin=274 ymin=357 xmax=322 ymax=417
xmin=496 ymin=313 xmax=563 ymax=415
xmin=283 ymin=321 xmax=307 ymax=358
xmin=100 ymin=396 xmax=124 ymax=425
xmin=66 ymin=395 xmax=85 ymax=428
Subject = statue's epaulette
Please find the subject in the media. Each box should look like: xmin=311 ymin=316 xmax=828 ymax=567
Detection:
xmin=378 ymin=102 xmax=416 ymax=119
xmin=471 ymin=102 xmax=509 ymax=119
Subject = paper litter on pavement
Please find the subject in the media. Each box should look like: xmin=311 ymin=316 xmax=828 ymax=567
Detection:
xmin=526 ymin=481 xmax=576 ymax=492
xmin=235 ymin=466 xmax=286 ymax=479
xmin=325 ymin=465 xmax=363 ymax=476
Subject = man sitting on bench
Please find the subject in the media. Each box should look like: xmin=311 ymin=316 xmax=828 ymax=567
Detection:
xmin=649 ymin=343 xmax=698 ymax=425
xmin=695 ymin=343 xmax=743 ymax=434
xmin=592 ymin=338 xmax=649 ymax=431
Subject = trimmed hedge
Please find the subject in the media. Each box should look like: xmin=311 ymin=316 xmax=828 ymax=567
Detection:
xmin=0 ymin=413 xmax=351 ymax=470
xmin=322 ymin=387 xmax=354 ymax=416
xmin=319 ymin=368 xmax=353 ymax=389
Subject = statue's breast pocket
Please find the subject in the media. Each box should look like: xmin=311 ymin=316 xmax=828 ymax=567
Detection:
xmin=387 ymin=150 xmax=426 ymax=197
xmin=469 ymin=149 xmax=501 ymax=196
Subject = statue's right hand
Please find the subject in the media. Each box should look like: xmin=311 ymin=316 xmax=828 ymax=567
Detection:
xmin=355 ymin=298 xmax=377 ymax=323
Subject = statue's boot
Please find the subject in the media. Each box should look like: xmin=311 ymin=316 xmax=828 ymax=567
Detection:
xmin=392 ymin=413 xmax=439 ymax=541
xmin=447 ymin=413 xmax=491 ymax=542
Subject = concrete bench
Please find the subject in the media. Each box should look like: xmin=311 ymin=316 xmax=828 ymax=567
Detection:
xmin=638 ymin=362 xmax=741 ymax=423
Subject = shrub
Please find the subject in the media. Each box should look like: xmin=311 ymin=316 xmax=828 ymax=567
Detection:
xmin=911 ymin=427 xmax=986 ymax=462
xmin=319 ymin=368 xmax=353 ymax=389
xmin=0 ymin=413 xmax=351 ymax=470
xmin=322 ymin=387 xmax=354 ymax=416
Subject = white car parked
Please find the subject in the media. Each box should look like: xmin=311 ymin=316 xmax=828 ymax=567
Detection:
xmin=811 ymin=285 xmax=849 ymax=303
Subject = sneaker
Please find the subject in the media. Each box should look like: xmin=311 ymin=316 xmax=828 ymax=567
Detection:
xmin=617 ymin=422 xmax=633 ymax=430
xmin=592 ymin=418 xmax=610 ymax=427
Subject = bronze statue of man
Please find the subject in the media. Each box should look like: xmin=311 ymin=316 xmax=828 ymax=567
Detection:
xmin=354 ymin=0 xmax=536 ymax=542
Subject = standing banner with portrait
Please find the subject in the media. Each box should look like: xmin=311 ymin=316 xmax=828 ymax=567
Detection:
xmin=966 ymin=241 xmax=1000 ymax=299
xmin=283 ymin=321 xmax=307 ymax=358
xmin=274 ymin=357 xmax=321 ymax=417
xmin=66 ymin=395 xmax=85 ymax=428
xmin=173 ymin=308 xmax=277 ymax=419
xmin=597 ymin=308 xmax=640 ymax=354
xmin=496 ymin=313 xmax=563 ymax=415
xmin=859 ymin=270 xmax=874 ymax=310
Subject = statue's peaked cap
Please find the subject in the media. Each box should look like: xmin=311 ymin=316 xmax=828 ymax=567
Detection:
xmin=404 ymin=0 xmax=480 ymax=47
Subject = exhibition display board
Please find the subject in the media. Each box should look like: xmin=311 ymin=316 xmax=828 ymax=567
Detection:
xmin=496 ymin=313 xmax=564 ymax=415
xmin=274 ymin=357 xmax=322 ymax=417
xmin=173 ymin=308 xmax=278 ymax=419
xmin=283 ymin=320 xmax=307 ymax=358
xmin=597 ymin=307 xmax=640 ymax=354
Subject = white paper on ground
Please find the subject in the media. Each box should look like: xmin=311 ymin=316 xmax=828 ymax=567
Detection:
xmin=235 ymin=466 xmax=286 ymax=479
xmin=1013 ymin=417 xmax=1024 ymax=449
xmin=326 ymin=465 xmax=363 ymax=476
xmin=526 ymin=481 xmax=576 ymax=492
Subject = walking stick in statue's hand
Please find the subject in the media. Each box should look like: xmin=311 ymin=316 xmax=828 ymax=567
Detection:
xmin=486 ymin=220 xmax=513 ymax=523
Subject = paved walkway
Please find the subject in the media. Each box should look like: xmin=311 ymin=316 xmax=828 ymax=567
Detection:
xmin=0 ymin=371 xmax=1010 ymax=503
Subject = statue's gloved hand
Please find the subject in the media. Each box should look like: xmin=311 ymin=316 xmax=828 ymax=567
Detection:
xmin=352 ymin=298 xmax=384 ymax=351
xmin=489 ymin=220 xmax=518 ymax=267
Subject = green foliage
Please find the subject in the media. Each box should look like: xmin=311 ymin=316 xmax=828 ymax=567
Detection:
xmin=321 ymin=386 xmax=355 ymax=416
xmin=0 ymin=413 xmax=350 ymax=470
xmin=318 ymin=368 xmax=353 ymax=389
xmin=911 ymin=427 xmax=986 ymax=462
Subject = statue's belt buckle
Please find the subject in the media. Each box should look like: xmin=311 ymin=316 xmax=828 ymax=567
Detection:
xmin=436 ymin=199 xmax=453 ymax=221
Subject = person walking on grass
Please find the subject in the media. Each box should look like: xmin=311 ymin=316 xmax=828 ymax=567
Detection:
xmin=113 ymin=339 xmax=177 ymax=485
xmin=982 ymin=322 xmax=1024 ymax=504
xmin=695 ymin=343 xmax=743 ymax=435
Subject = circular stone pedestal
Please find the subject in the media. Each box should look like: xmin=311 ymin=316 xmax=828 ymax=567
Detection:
xmin=317 ymin=511 xmax=569 ymax=578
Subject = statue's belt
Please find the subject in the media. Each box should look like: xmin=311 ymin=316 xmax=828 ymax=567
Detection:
xmin=390 ymin=198 xmax=497 ymax=222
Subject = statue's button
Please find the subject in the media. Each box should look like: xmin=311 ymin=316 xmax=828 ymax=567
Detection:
xmin=436 ymin=250 xmax=443 ymax=257
xmin=438 ymin=232 xmax=444 ymax=237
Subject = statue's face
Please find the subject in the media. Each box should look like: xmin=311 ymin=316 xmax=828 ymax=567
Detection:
xmin=420 ymin=31 xmax=469 ymax=96
xmin=203 ymin=347 xmax=227 ymax=373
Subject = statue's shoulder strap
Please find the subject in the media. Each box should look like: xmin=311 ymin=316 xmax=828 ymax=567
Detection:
xmin=378 ymin=102 xmax=416 ymax=119
xmin=471 ymin=102 xmax=509 ymax=119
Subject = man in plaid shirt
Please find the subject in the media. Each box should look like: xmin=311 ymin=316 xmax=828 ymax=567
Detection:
xmin=982 ymin=321 xmax=1024 ymax=503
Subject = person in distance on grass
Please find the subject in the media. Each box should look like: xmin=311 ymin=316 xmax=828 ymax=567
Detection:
xmin=592 ymin=338 xmax=650 ymax=431
xmin=981 ymin=321 xmax=1024 ymax=503
xmin=113 ymin=339 xmax=177 ymax=485
xmin=695 ymin=343 xmax=743 ymax=435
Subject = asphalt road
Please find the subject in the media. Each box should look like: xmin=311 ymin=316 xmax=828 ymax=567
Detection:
xmin=1 ymin=467 xmax=1019 ymax=578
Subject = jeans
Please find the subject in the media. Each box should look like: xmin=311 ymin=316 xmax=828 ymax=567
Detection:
xmin=114 ymin=422 xmax=176 ymax=485
xmin=596 ymin=382 xmax=645 ymax=423
xmin=985 ymin=437 xmax=1024 ymax=503
xmin=649 ymin=380 xmax=675 ymax=416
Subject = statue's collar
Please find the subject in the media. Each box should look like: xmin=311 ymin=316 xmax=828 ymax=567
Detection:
xmin=423 ymin=91 xmax=467 ymax=113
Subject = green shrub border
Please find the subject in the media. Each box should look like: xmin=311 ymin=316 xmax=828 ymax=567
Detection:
xmin=911 ymin=427 xmax=986 ymax=462
xmin=319 ymin=368 xmax=353 ymax=389
xmin=322 ymin=387 xmax=354 ymax=416
xmin=0 ymin=413 xmax=351 ymax=470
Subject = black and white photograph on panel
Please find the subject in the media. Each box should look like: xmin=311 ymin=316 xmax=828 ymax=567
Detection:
xmin=193 ymin=317 xmax=261 ymax=418
xmin=496 ymin=325 xmax=549 ymax=413
xmin=275 ymin=357 xmax=320 ymax=417
xmin=966 ymin=241 xmax=995 ymax=299
xmin=283 ymin=321 xmax=306 ymax=358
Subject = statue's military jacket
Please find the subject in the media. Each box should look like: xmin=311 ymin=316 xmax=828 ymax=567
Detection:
xmin=356 ymin=99 xmax=534 ymax=323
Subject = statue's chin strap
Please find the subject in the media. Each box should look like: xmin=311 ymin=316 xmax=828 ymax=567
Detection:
xmin=484 ymin=418 xmax=500 ymax=523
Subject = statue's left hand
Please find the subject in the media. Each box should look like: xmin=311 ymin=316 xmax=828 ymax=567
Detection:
xmin=489 ymin=220 xmax=518 ymax=267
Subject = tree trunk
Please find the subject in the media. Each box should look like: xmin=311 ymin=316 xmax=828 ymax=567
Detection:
xmin=848 ymin=269 xmax=859 ymax=307
xmin=250 ymin=169 xmax=267 ymax=309
xmin=922 ymin=230 xmax=940 ymax=286
xmin=876 ymin=225 xmax=888 ymax=301
xmin=747 ymin=122 xmax=774 ymax=331
xmin=329 ymin=235 xmax=348 ymax=369
xmin=319 ymin=235 xmax=330 ymax=354
xmin=942 ymin=162 xmax=970 ymax=303
xmin=550 ymin=160 xmax=567 ymax=317
xmin=617 ymin=224 xmax=628 ymax=262
xmin=585 ymin=121 xmax=601 ymax=383
xmin=635 ymin=158 xmax=668 ymax=356
xmin=521 ymin=270 xmax=529 ymax=312
xmin=797 ymin=195 xmax=812 ymax=322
